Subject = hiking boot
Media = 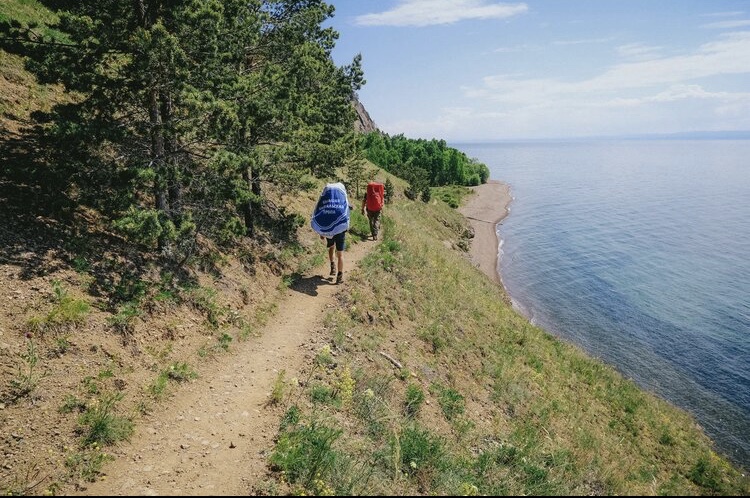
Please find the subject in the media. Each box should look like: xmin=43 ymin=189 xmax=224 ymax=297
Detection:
xmin=329 ymin=262 xmax=336 ymax=276
xmin=336 ymin=271 xmax=343 ymax=284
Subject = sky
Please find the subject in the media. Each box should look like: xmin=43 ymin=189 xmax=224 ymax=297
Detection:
xmin=326 ymin=0 xmax=750 ymax=142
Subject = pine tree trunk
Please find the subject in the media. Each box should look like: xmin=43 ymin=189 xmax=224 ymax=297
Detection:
xmin=242 ymin=165 xmax=254 ymax=238
xmin=161 ymin=92 xmax=182 ymax=225
xmin=242 ymin=164 xmax=263 ymax=238
xmin=150 ymin=89 xmax=167 ymax=212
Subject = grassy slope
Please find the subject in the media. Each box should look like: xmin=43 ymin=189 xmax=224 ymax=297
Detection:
xmin=261 ymin=192 xmax=749 ymax=496
xmin=0 ymin=1 xmax=62 ymax=134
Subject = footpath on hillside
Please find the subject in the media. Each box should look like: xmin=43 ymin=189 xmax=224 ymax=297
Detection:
xmin=70 ymin=238 xmax=375 ymax=496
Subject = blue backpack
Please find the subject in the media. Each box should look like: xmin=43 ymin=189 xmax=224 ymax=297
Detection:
xmin=311 ymin=183 xmax=350 ymax=238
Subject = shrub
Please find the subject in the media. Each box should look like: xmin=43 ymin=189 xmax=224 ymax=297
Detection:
xmin=78 ymin=392 xmax=134 ymax=446
xmin=270 ymin=419 xmax=343 ymax=488
xmin=396 ymin=425 xmax=446 ymax=477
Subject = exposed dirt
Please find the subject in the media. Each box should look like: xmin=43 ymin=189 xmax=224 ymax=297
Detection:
xmin=68 ymin=239 xmax=375 ymax=496
xmin=0 ymin=202 xmax=376 ymax=495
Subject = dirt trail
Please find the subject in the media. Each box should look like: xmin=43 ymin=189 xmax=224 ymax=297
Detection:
xmin=73 ymin=239 xmax=374 ymax=496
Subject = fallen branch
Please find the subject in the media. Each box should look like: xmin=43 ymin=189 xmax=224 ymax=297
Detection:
xmin=379 ymin=351 xmax=402 ymax=370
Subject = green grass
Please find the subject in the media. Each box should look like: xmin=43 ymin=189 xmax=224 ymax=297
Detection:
xmin=432 ymin=185 xmax=473 ymax=209
xmin=0 ymin=0 xmax=57 ymax=25
xmin=25 ymin=281 xmax=91 ymax=336
xmin=263 ymin=190 xmax=750 ymax=496
xmin=1 ymin=1 xmax=68 ymax=122
xmin=149 ymin=362 xmax=198 ymax=399
xmin=77 ymin=392 xmax=134 ymax=446
xmin=8 ymin=334 xmax=48 ymax=399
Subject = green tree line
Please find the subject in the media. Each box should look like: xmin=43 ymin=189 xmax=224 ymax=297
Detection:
xmin=360 ymin=131 xmax=490 ymax=199
xmin=1 ymin=0 xmax=364 ymax=255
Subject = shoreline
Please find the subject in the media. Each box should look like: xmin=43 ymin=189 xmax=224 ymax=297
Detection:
xmin=458 ymin=179 xmax=512 ymax=285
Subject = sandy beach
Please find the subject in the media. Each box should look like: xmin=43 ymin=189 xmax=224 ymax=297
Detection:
xmin=458 ymin=179 xmax=512 ymax=284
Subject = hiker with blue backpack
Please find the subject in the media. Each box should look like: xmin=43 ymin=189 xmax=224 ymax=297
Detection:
xmin=311 ymin=182 xmax=352 ymax=284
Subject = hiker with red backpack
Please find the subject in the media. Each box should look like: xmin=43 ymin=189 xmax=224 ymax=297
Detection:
xmin=361 ymin=181 xmax=385 ymax=241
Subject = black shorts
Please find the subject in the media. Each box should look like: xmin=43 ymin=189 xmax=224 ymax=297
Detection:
xmin=326 ymin=231 xmax=346 ymax=251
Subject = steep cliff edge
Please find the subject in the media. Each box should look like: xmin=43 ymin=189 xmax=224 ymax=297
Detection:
xmin=353 ymin=96 xmax=378 ymax=133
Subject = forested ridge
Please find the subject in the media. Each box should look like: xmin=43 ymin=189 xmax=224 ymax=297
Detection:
xmin=1 ymin=0 xmax=487 ymax=258
xmin=1 ymin=0 xmax=366 ymax=254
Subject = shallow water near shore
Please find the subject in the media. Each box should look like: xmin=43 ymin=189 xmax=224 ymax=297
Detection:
xmin=455 ymin=139 xmax=750 ymax=469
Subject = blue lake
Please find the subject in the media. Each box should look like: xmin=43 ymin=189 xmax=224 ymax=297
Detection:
xmin=455 ymin=140 xmax=750 ymax=469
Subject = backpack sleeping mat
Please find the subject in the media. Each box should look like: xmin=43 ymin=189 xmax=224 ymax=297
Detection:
xmin=311 ymin=182 xmax=350 ymax=238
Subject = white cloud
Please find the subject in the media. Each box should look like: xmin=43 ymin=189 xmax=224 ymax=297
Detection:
xmin=702 ymin=20 xmax=750 ymax=29
xmin=466 ymin=31 xmax=750 ymax=105
xmin=585 ymin=31 xmax=750 ymax=91
xmin=701 ymin=11 xmax=745 ymax=18
xmin=355 ymin=0 xmax=528 ymax=27
xmin=603 ymin=85 xmax=747 ymax=108
xmin=435 ymin=31 xmax=750 ymax=139
xmin=493 ymin=43 xmax=540 ymax=53
xmin=616 ymin=43 xmax=663 ymax=61
xmin=552 ymin=37 xmax=615 ymax=46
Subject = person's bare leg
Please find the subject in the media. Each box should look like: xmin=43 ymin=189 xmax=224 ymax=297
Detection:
xmin=328 ymin=245 xmax=336 ymax=275
xmin=336 ymin=249 xmax=344 ymax=283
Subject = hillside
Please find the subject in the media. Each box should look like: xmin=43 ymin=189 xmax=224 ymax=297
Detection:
xmin=2 ymin=2 xmax=749 ymax=497
xmin=2 ymin=166 xmax=749 ymax=496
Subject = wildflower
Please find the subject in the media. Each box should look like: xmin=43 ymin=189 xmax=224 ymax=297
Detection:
xmin=460 ymin=482 xmax=479 ymax=496
xmin=339 ymin=364 xmax=354 ymax=408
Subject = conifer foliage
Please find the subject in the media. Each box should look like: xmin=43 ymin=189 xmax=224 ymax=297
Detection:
xmin=360 ymin=132 xmax=490 ymax=200
xmin=1 ymin=0 xmax=364 ymax=254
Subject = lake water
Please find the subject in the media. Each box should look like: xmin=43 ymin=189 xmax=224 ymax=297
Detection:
xmin=454 ymin=140 xmax=750 ymax=469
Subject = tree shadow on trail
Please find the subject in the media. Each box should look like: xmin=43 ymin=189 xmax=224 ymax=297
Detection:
xmin=288 ymin=274 xmax=334 ymax=297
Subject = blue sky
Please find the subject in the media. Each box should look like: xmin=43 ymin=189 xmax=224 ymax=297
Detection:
xmin=327 ymin=0 xmax=750 ymax=141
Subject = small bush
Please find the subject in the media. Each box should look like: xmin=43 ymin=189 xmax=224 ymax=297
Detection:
xmin=181 ymin=285 xmax=223 ymax=327
xmin=688 ymin=455 xmax=723 ymax=492
xmin=78 ymin=393 xmax=134 ymax=446
xmin=270 ymin=419 xmax=343 ymax=488
xmin=396 ymin=425 xmax=446 ymax=477
xmin=315 ymin=344 xmax=335 ymax=367
xmin=384 ymin=178 xmax=394 ymax=204
xmin=112 ymin=207 xmax=174 ymax=249
xmin=268 ymin=370 xmax=286 ymax=406
xmin=108 ymin=301 xmax=140 ymax=335
xmin=65 ymin=446 xmax=114 ymax=483
xmin=311 ymin=384 xmax=338 ymax=406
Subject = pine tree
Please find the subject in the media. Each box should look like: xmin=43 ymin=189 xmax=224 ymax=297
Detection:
xmin=384 ymin=177 xmax=394 ymax=205
xmin=1 ymin=0 xmax=366 ymax=251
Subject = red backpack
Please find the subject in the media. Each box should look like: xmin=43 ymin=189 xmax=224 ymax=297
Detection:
xmin=366 ymin=182 xmax=385 ymax=212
